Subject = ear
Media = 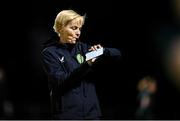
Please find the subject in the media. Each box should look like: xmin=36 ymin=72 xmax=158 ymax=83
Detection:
xmin=58 ymin=28 xmax=64 ymax=35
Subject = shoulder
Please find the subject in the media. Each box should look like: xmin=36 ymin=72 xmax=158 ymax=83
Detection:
xmin=41 ymin=46 xmax=57 ymax=54
xmin=42 ymin=34 xmax=59 ymax=52
xmin=41 ymin=44 xmax=64 ymax=59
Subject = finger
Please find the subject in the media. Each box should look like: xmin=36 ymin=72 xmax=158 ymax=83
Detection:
xmin=93 ymin=45 xmax=98 ymax=50
xmin=89 ymin=44 xmax=102 ymax=51
xmin=94 ymin=44 xmax=101 ymax=50
xmin=91 ymin=58 xmax=96 ymax=62
xmin=89 ymin=46 xmax=95 ymax=51
xmin=90 ymin=46 xmax=96 ymax=51
xmin=96 ymin=44 xmax=102 ymax=48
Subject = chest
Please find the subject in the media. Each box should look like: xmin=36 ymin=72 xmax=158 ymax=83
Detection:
xmin=57 ymin=47 xmax=86 ymax=72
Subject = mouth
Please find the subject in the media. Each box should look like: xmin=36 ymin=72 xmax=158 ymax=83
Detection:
xmin=69 ymin=37 xmax=79 ymax=43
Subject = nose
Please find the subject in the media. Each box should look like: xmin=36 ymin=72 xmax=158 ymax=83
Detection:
xmin=75 ymin=29 xmax=81 ymax=37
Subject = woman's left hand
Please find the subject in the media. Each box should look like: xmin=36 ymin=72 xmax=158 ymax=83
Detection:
xmin=87 ymin=44 xmax=103 ymax=66
xmin=88 ymin=44 xmax=103 ymax=51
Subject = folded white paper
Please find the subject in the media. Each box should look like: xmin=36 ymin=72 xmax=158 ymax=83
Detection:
xmin=85 ymin=48 xmax=103 ymax=61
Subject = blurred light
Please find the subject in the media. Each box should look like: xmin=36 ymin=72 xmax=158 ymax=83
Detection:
xmin=3 ymin=101 xmax=14 ymax=117
xmin=173 ymin=0 xmax=180 ymax=21
xmin=0 ymin=68 xmax=5 ymax=83
xmin=164 ymin=35 xmax=180 ymax=91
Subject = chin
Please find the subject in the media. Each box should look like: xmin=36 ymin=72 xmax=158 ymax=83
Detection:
xmin=71 ymin=41 xmax=75 ymax=44
xmin=71 ymin=40 xmax=77 ymax=44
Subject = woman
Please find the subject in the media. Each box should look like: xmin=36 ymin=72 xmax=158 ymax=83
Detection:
xmin=41 ymin=9 xmax=121 ymax=119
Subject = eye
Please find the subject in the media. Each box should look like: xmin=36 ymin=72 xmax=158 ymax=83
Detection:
xmin=71 ymin=26 xmax=78 ymax=30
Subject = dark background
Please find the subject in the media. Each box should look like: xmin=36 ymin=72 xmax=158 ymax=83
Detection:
xmin=0 ymin=0 xmax=180 ymax=119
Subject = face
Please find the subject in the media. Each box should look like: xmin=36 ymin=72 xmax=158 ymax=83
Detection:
xmin=60 ymin=18 xmax=82 ymax=44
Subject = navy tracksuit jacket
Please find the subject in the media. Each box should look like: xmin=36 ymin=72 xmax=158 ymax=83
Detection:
xmin=41 ymin=37 xmax=121 ymax=119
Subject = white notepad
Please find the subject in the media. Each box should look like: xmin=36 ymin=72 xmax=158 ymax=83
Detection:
xmin=85 ymin=48 xmax=103 ymax=61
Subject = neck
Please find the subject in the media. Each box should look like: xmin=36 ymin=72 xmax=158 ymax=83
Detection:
xmin=59 ymin=37 xmax=67 ymax=44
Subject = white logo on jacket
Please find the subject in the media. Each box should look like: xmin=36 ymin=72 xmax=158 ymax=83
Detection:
xmin=58 ymin=56 xmax=64 ymax=63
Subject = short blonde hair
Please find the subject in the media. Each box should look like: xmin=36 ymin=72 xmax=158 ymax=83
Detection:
xmin=53 ymin=10 xmax=85 ymax=35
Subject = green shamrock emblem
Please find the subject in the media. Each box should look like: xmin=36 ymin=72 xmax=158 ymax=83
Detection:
xmin=76 ymin=54 xmax=84 ymax=64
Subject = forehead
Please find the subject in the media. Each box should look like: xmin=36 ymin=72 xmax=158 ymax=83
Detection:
xmin=67 ymin=17 xmax=83 ymax=27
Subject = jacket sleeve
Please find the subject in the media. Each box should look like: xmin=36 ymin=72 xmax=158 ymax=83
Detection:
xmin=90 ymin=47 xmax=121 ymax=69
xmin=103 ymin=47 xmax=121 ymax=58
xmin=41 ymin=49 xmax=92 ymax=94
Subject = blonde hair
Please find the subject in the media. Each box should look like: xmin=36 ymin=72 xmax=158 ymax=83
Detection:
xmin=53 ymin=10 xmax=85 ymax=36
